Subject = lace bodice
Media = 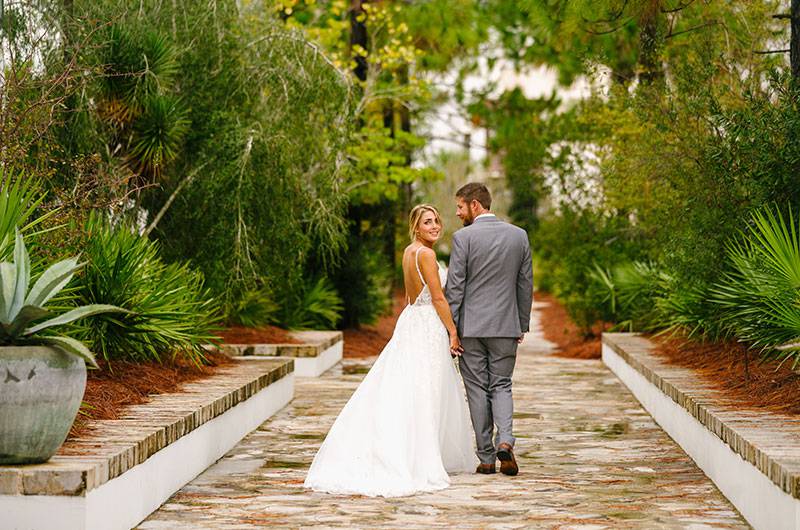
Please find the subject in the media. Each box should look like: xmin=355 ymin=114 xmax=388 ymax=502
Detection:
xmin=411 ymin=247 xmax=446 ymax=307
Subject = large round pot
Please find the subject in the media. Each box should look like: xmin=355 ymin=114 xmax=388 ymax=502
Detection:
xmin=0 ymin=346 xmax=86 ymax=464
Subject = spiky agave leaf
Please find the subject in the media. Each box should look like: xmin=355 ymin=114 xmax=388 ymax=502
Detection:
xmin=38 ymin=335 xmax=99 ymax=368
xmin=25 ymin=256 xmax=82 ymax=308
xmin=0 ymin=261 xmax=17 ymax=324
xmin=24 ymin=304 xmax=126 ymax=336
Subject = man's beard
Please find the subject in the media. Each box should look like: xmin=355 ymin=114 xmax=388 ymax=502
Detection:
xmin=462 ymin=206 xmax=475 ymax=226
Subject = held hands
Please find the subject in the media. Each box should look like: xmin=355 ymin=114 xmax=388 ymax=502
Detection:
xmin=449 ymin=333 xmax=464 ymax=358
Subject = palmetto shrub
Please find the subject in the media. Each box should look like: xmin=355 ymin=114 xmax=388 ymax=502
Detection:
xmin=590 ymin=261 xmax=668 ymax=331
xmin=589 ymin=261 xmax=721 ymax=338
xmin=0 ymin=174 xmax=52 ymax=258
xmin=74 ymin=214 xmax=220 ymax=364
xmin=226 ymin=286 xmax=280 ymax=328
xmin=282 ymin=277 xmax=343 ymax=330
xmin=711 ymin=206 xmax=800 ymax=367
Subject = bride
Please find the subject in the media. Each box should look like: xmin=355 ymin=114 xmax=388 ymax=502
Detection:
xmin=304 ymin=204 xmax=477 ymax=497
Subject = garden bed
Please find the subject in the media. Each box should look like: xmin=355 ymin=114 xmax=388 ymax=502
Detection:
xmin=69 ymin=351 xmax=233 ymax=440
xmin=0 ymin=358 xmax=294 ymax=530
xmin=603 ymin=332 xmax=800 ymax=530
xmin=537 ymin=292 xmax=603 ymax=359
xmin=218 ymin=324 xmax=302 ymax=345
xmin=653 ymin=335 xmax=800 ymax=416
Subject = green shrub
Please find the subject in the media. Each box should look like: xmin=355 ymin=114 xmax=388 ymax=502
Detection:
xmin=589 ymin=261 xmax=666 ymax=331
xmin=0 ymin=174 xmax=52 ymax=258
xmin=535 ymin=206 xmax=647 ymax=331
xmin=711 ymin=206 xmax=800 ymax=367
xmin=589 ymin=260 xmax=721 ymax=338
xmin=282 ymin=277 xmax=343 ymax=330
xmin=74 ymin=214 xmax=220 ymax=363
xmin=329 ymin=233 xmax=391 ymax=328
xmin=226 ymin=286 xmax=279 ymax=328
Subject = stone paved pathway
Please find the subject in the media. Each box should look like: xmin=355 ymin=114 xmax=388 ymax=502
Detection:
xmin=140 ymin=302 xmax=747 ymax=529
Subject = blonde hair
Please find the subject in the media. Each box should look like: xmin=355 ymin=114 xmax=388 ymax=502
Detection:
xmin=408 ymin=204 xmax=442 ymax=241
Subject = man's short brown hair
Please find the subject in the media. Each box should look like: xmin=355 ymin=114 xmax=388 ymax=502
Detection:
xmin=456 ymin=182 xmax=492 ymax=210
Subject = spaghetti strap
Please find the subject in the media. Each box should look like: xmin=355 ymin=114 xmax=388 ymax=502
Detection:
xmin=414 ymin=247 xmax=426 ymax=285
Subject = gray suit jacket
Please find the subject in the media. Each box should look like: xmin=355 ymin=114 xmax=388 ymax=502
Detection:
xmin=445 ymin=215 xmax=533 ymax=338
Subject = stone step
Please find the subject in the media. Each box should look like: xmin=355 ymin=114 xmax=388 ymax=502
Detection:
xmin=219 ymin=330 xmax=343 ymax=377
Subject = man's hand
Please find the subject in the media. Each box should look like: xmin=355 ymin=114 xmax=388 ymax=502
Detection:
xmin=517 ymin=333 xmax=526 ymax=344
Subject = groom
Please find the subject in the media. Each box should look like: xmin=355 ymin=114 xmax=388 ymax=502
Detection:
xmin=446 ymin=183 xmax=533 ymax=476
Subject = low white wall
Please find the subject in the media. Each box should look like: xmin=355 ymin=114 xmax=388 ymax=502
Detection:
xmin=603 ymin=343 xmax=800 ymax=530
xmin=292 ymin=341 xmax=343 ymax=377
xmin=1 ymin=373 xmax=294 ymax=530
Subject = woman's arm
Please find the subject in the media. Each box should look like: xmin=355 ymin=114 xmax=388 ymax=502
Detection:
xmin=418 ymin=248 xmax=463 ymax=355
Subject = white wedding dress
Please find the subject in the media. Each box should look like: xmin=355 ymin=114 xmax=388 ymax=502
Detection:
xmin=304 ymin=250 xmax=477 ymax=497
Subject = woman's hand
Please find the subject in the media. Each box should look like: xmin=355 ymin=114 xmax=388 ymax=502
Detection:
xmin=449 ymin=334 xmax=463 ymax=357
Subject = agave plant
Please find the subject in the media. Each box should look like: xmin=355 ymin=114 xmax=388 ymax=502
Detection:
xmin=0 ymin=231 xmax=122 ymax=367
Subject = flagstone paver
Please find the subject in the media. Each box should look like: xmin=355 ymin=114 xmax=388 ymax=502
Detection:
xmin=139 ymin=302 xmax=747 ymax=529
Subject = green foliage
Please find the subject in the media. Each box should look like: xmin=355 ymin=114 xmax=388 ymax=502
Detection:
xmin=0 ymin=232 xmax=122 ymax=367
xmin=74 ymin=214 xmax=219 ymax=364
xmin=0 ymin=173 xmax=52 ymax=258
xmin=470 ymin=89 xmax=559 ymax=233
xmin=96 ymin=24 xmax=187 ymax=178
xmin=330 ymin=232 xmax=391 ymax=328
xmin=227 ymin=287 xmax=280 ymax=328
xmin=711 ymin=207 xmax=800 ymax=367
xmin=589 ymin=261 xmax=665 ymax=331
xmin=282 ymin=277 xmax=344 ymax=330
xmin=535 ymin=206 xmax=646 ymax=331
xmin=401 ymin=0 xmax=488 ymax=71
xmin=99 ymin=26 xmax=179 ymax=123
xmin=140 ymin=14 xmax=351 ymax=310
xmin=588 ymin=260 xmax=719 ymax=338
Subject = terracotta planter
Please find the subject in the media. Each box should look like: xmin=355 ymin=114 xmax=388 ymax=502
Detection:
xmin=0 ymin=346 xmax=86 ymax=464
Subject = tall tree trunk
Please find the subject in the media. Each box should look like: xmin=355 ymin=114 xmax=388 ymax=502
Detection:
xmin=792 ymin=0 xmax=800 ymax=80
xmin=638 ymin=0 xmax=664 ymax=87
xmin=382 ymin=101 xmax=397 ymax=276
xmin=350 ymin=0 xmax=368 ymax=82
xmin=398 ymin=66 xmax=413 ymax=215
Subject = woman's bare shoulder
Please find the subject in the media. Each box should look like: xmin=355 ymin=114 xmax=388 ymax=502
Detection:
xmin=416 ymin=246 xmax=437 ymax=264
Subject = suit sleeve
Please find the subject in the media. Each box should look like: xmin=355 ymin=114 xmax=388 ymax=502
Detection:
xmin=516 ymin=234 xmax=533 ymax=334
xmin=445 ymin=232 xmax=468 ymax=334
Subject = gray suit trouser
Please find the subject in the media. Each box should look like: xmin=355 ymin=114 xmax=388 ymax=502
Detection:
xmin=459 ymin=337 xmax=517 ymax=465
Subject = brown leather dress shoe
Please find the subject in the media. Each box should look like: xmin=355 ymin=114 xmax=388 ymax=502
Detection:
xmin=475 ymin=463 xmax=496 ymax=474
xmin=496 ymin=443 xmax=519 ymax=476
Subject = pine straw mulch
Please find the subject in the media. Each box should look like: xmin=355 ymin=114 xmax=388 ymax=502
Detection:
xmin=343 ymin=290 xmax=406 ymax=358
xmin=652 ymin=335 xmax=800 ymax=416
xmin=217 ymin=324 xmax=302 ymax=344
xmin=537 ymin=291 xmax=800 ymax=415
xmin=66 ymin=350 xmax=233 ymax=441
xmin=537 ymin=291 xmax=605 ymax=359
